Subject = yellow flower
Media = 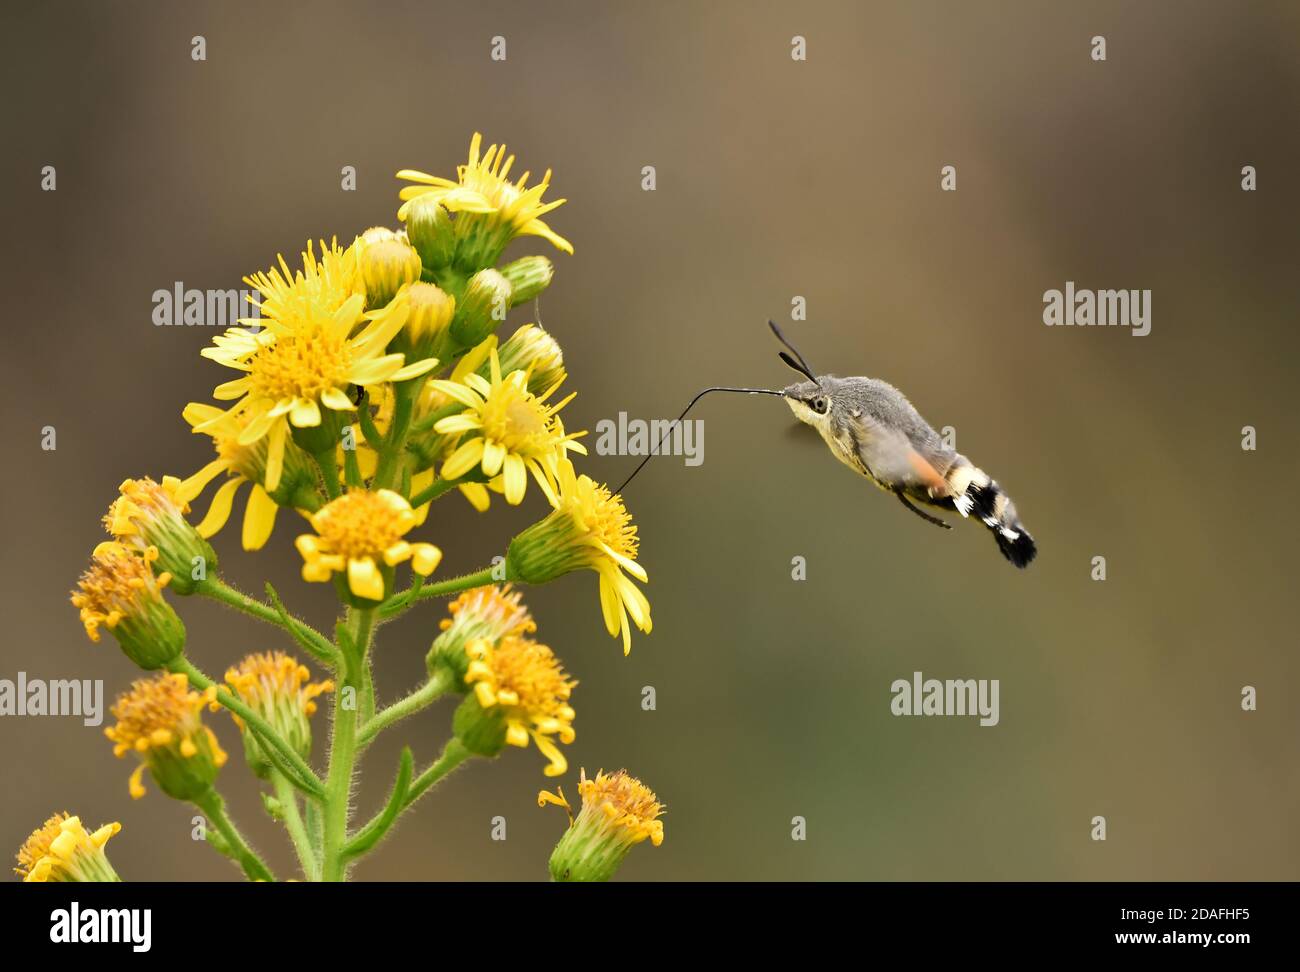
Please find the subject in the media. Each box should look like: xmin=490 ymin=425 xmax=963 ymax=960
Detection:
xmin=242 ymin=237 xmax=365 ymax=328
xmin=105 ymin=673 xmax=227 ymax=800
xmin=225 ymin=651 xmax=332 ymax=777
xmin=507 ymin=458 xmax=650 ymax=655
xmin=176 ymin=402 xmax=315 ymax=551
xmin=71 ymin=542 xmax=185 ymax=669
xmin=197 ymin=240 xmax=436 ymax=491
xmin=428 ymin=584 xmax=537 ymax=682
xmin=103 ymin=476 xmax=215 ymax=592
xmin=397 ymin=132 xmax=573 ymax=260
xmin=455 ymin=635 xmax=576 ymax=777
xmin=430 ymin=348 xmax=586 ymax=505
xmin=295 ymin=489 xmax=442 ymax=601
xmin=403 ymin=343 xmax=504 ymax=514
xmin=15 ymin=813 xmax=121 ymax=883
xmin=539 ymin=768 xmax=664 ymax=881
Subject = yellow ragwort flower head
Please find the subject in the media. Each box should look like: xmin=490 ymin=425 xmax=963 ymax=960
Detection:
xmin=197 ymin=239 xmax=436 ymax=492
xmin=430 ymin=347 xmax=586 ymax=506
xmin=404 ymin=340 xmax=499 ymax=516
xmin=176 ymin=401 xmax=315 ymax=551
xmin=104 ymin=476 xmax=215 ymax=593
xmin=454 ymin=635 xmax=576 ymax=777
xmin=71 ymin=541 xmax=185 ymax=669
xmin=506 ymin=458 xmax=651 ymax=655
xmin=539 ymin=768 xmax=664 ymax=881
xmin=397 ymin=132 xmax=573 ymax=269
xmin=243 ymin=236 xmax=366 ymax=328
xmin=15 ymin=813 xmax=121 ymax=883
xmin=428 ymin=584 xmax=537 ymax=683
xmin=105 ymin=673 xmax=227 ymax=800
xmin=295 ymin=489 xmax=442 ymax=602
xmin=225 ymin=651 xmax=332 ymax=778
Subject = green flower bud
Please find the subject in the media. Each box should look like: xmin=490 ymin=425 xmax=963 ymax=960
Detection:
xmin=451 ymin=688 xmax=509 ymax=759
xmin=426 ymin=584 xmax=537 ymax=686
xmin=359 ymin=237 xmax=422 ymax=309
xmin=499 ymin=255 xmax=554 ymax=306
xmin=290 ymin=406 xmax=345 ymax=456
xmin=72 ymin=542 xmax=186 ymax=670
xmin=487 ymin=323 xmax=566 ymax=396
xmin=540 ymin=768 xmax=664 ymax=882
xmin=224 ymin=652 xmax=332 ymax=778
xmin=450 ymin=269 xmax=513 ymax=346
xmin=105 ymin=477 xmax=216 ymax=594
xmin=105 ymin=673 xmax=227 ymax=801
xmin=394 ymin=281 xmax=456 ymax=363
xmin=405 ymin=196 xmax=457 ymax=270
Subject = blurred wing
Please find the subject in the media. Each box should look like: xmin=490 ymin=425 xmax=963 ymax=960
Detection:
xmin=854 ymin=415 xmax=950 ymax=496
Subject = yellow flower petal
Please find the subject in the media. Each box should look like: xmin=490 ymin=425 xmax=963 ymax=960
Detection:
xmin=241 ymin=483 xmax=278 ymax=551
xmin=347 ymin=557 xmax=385 ymax=601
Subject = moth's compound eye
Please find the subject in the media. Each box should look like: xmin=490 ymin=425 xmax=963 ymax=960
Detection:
xmin=812 ymin=396 xmax=828 ymax=414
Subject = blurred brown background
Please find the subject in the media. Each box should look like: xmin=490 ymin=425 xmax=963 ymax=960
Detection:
xmin=1 ymin=0 xmax=1297 ymax=881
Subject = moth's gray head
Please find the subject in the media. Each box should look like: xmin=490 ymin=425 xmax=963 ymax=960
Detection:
xmin=782 ymin=376 xmax=838 ymax=429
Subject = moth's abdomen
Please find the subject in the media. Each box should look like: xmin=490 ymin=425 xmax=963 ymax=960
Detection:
xmin=946 ymin=459 xmax=1037 ymax=568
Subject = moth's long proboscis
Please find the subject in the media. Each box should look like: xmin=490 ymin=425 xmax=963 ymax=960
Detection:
xmin=613 ymin=386 xmax=784 ymax=494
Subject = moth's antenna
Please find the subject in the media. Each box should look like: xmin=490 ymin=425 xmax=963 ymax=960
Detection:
xmin=768 ymin=319 xmax=818 ymax=382
xmin=614 ymin=386 xmax=784 ymax=494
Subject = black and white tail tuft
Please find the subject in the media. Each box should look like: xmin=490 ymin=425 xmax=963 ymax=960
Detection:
xmin=947 ymin=461 xmax=1037 ymax=568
